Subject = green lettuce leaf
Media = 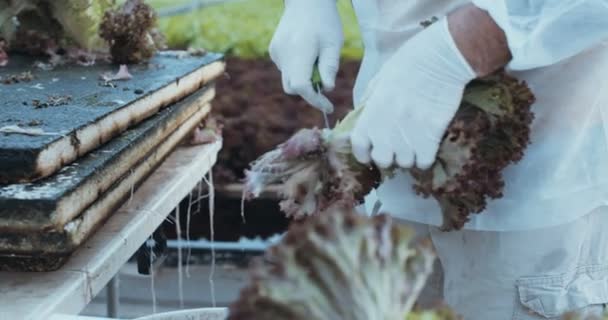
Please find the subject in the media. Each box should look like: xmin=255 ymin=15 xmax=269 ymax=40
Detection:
xmin=48 ymin=0 xmax=114 ymax=50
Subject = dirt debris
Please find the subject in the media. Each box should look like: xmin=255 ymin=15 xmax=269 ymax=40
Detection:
xmin=32 ymin=95 xmax=73 ymax=108
xmin=1 ymin=71 xmax=35 ymax=84
xmin=25 ymin=120 xmax=42 ymax=126
xmin=187 ymin=117 xmax=223 ymax=145
xmin=100 ymin=64 xmax=133 ymax=82
xmin=187 ymin=47 xmax=207 ymax=57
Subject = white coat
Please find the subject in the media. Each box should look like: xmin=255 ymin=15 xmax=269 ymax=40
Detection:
xmin=353 ymin=0 xmax=608 ymax=231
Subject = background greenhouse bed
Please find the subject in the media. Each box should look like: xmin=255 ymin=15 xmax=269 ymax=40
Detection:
xmin=149 ymin=0 xmax=363 ymax=59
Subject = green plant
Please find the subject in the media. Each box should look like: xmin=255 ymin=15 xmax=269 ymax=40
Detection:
xmin=150 ymin=0 xmax=363 ymax=59
xmin=0 ymin=0 xmax=112 ymax=50
xmin=243 ymin=72 xmax=535 ymax=231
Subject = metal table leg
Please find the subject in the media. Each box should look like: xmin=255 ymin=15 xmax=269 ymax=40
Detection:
xmin=106 ymin=275 xmax=120 ymax=318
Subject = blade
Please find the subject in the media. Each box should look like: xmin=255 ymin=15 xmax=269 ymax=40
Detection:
xmin=311 ymin=61 xmax=330 ymax=129
xmin=322 ymin=111 xmax=330 ymax=129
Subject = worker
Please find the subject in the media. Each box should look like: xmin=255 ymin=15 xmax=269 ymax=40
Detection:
xmin=268 ymin=0 xmax=608 ymax=319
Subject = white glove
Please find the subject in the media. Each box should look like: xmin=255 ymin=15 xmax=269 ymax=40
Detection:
xmin=350 ymin=18 xmax=476 ymax=169
xmin=269 ymin=0 xmax=343 ymax=113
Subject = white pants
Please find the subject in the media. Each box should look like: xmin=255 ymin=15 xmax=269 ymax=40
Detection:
xmin=402 ymin=206 xmax=608 ymax=319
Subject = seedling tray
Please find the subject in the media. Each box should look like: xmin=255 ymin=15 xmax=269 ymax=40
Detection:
xmin=0 ymin=51 xmax=224 ymax=183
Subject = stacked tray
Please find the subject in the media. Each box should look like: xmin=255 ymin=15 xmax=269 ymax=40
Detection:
xmin=0 ymin=51 xmax=225 ymax=271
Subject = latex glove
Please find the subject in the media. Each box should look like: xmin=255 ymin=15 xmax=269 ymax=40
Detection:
xmin=350 ymin=18 xmax=476 ymax=170
xmin=269 ymin=0 xmax=343 ymax=113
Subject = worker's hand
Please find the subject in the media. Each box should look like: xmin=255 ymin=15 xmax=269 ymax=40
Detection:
xmin=350 ymin=18 xmax=476 ymax=169
xmin=269 ymin=0 xmax=343 ymax=113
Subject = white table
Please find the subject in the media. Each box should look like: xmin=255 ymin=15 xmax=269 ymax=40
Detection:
xmin=49 ymin=308 xmax=228 ymax=320
xmin=0 ymin=141 xmax=222 ymax=320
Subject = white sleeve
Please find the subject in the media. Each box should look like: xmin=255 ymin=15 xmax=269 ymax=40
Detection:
xmin=471 ymin=0 xmax=608 ymax=70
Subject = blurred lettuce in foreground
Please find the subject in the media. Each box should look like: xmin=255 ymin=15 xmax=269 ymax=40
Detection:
xmin=227 ymin=209 xmax=452 ymax=320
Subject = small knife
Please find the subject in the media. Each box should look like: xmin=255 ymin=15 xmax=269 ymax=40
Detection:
xmin=311 ymin=61 xmax=331 ymax=129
